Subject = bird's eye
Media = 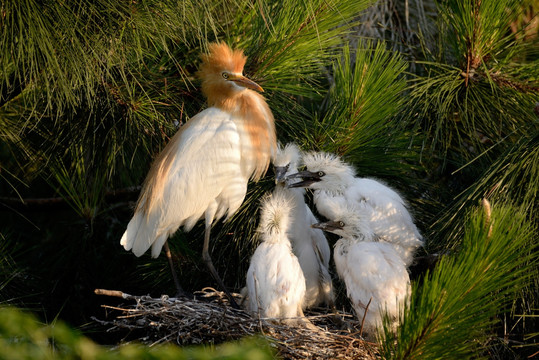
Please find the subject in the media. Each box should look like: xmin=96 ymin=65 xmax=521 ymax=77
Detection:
xmin=222 ymin=72 xmax=229 ymax=79
xmin=318 ymin=171 xmax=325 ymax=177
xmin=338 ymin=221 xmax=345 ymax=227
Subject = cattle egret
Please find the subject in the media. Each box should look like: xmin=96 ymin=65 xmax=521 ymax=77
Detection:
xmin=246 ymin=190 xmax=312 ymax=327
xmin=312 ymin=201 xmax=410 ymax=338
xmin=289 ymin=151 xmax=422 ymax=266
xmin=273 ymin=143 xmax=334 ymax=309
xmin=120 ymin=42 xmax=277 ymax=306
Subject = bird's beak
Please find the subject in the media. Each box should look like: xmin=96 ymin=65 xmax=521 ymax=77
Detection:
xmin=274 ymin=166 xmax=288 ymax=184
xmin=228 ymin=74 xmax=264 ymax=92
xmin=286 ymin=170 xmax=321 ymax=188
xmin=311 ymin=220 xmax=343 ymax=233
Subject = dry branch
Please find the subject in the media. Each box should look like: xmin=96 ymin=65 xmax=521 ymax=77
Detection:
xmin=93 ymin=288 xmax=378 ymax=359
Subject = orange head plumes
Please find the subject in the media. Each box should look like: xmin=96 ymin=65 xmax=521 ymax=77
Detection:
xmin=199 ymin=42 xmax=247 ymax=75
xmin=198 ymin=42 xmax=264 ymax=107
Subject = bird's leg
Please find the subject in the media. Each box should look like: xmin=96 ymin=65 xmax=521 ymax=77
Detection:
xmin=163 ymin=240 xmax=188 ymax=298
xmin=295 ymin=306 xmax=320 ymax=332
xmin=202 ymin=224 xmax=240 ymax=309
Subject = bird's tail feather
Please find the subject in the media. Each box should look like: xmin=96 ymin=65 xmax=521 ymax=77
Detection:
xmin=151 ymin=233 xmax=168 ymax=258
xmin=120 ymin=210 xmax=162 ymax=258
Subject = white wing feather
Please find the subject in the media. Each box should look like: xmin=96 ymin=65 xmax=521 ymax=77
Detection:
xmin=121 ymin=107 xmax=247 ymax=258
xmin=315 ymin=177 xmax=423 ymax=266
xmin=278 ymin=186 xmax=334 ymax=308
xmin=335 ymin=240 xmax=410 ymax=331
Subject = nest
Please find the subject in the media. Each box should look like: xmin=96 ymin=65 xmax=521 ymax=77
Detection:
xmin=93 ymin=288 xmax=378 ymax=359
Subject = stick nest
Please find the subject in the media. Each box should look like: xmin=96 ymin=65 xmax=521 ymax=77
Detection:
xmin=93 ymin=288 xmax=378 ymax=359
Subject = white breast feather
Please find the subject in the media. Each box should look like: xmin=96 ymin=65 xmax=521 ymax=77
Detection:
xmin=334 ymin=240 xmax=410 ymax=333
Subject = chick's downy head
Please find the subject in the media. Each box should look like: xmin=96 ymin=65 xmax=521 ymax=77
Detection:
xmin=274 ymin=143 xmax=302 ymax=184
xmin=312 ymin=200 xmax=375 ymax=241
xmin=258 ymin=189 xmax=295 ymax=243
xmin=288 ymin=151 xmax=356 ymax=191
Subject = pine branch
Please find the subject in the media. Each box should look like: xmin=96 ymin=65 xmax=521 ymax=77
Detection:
xmin=0 ymin=187 xmax=141 ymax=211
xmin=380 ymin=200 xmax=538 ymax=359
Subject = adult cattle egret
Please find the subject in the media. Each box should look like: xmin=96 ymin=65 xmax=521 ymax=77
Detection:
xmin=246 ymin=190 xmax=311 ymax=327
xmin=312 ymin=201 xmax=410 ymax=338
xmin=120 ymin=42 xmax=277 ymax=306
xmin=289 ymin=151 xmax=422 ymax=266
xmin=273 ymin=143 xmax=334 ymax=309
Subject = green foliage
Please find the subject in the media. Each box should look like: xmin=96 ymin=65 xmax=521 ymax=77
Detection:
xmin=405 ymin=0 xmax=539 ymax=168
xmin=0 ymin=306 xmax=274 ymax=360
xmin=434 ymin=132 xmax=539 ymax=248
xmin=312 ymin=42 xmax=409 ymax=167
xmin=236 ymin=0 xmax=374 ymax=96
xmin=379 ymin=200 xmax=538 ymax=359
xmin=0 ymin=0 xmax=222 ymax=112
xmin=1 ymin=0 xmax=199 ymax=200
xmin=0 ymin=233 xmax=30 ymax=305
xmin=438 ymin=0 xmax=522 ymax=65
xmin=238 ymin=0 xmax=377 ymax=142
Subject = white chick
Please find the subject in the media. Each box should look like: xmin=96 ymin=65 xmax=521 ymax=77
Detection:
xmin=313 ymin=200 xmax=410 ymax=338
xmin=289 ymin=151 xmax=423 ymax=266
xmin=273 ymin=143 xmax=335 ymax=308
xmin=246 ymin=190 xmax=311 ymax=327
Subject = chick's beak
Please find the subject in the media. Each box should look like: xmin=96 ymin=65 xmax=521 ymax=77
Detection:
xmin=228 ymin=74 xmax=264 ymax=92
xmin=286 ymin=170 xmax=321 ymax=188
xmin=274 ymin=166 xmax=287 ymax=184
xmin=311 ymin=221 xmax=343 ymax=233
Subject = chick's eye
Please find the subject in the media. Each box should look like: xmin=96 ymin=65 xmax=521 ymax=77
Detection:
xmin=222 ymin=72 xmax=229 ymax=79
xmin=318 ymin=171 xmax=325 ymax=177
xmin=339 ymin=221 xmax=345 ymax=227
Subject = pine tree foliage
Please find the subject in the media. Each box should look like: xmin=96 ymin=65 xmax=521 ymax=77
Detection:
xmin=405 ymin=0 xmax=538 ymax=168
xmin=380 ymin=200 xmax=538 ymax=359
xmin=0 ymin=233 xmax=31 ymax=306
xmin=1 ymin=0 xmax=194 ymax=201
xmin=436 ymin=132 xmax=539 ymax=247
xmin=234 ymin=0 xmax=374 ymax=97
xmin=311 ymin=42 xmax=409 ymax=167
xmin=0 ymin=0 xmax=232 ymax=112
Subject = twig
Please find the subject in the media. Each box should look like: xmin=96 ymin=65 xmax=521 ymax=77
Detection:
xmin=95 ymin=289 xmax=127 ymax=298
xmin=93 ymin=288 xmax=377 ymax=359
xmin=359 ymin=297 xmax=373 ymax=338
xmin=0 ymin=186 xmax=141 ymax=210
